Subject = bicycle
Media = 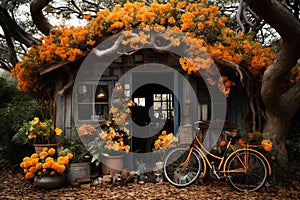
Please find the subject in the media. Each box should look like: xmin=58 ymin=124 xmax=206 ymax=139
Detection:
xmin=163 ymin=121 xmax=272 ymax=192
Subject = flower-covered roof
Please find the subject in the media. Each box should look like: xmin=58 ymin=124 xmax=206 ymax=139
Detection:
xmin=12 ymin=0 xmax=276 ymax=100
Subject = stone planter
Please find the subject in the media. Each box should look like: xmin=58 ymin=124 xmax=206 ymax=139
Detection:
xmin=101 ymin=155 xmax=124 ymax=176
xmin=34 ymin=175 xmax=65 ymax=189
xmin=67 ymin=162 xmax=91 ymax=183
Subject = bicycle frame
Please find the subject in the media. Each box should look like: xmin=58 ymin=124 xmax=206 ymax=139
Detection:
xmin=181 ymin=135 xmax=272 ymax=178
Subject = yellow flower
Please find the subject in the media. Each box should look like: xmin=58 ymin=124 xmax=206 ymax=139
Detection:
xmin=55 ymin=128 xmax=62 ymax=136
xmin=33 ymin=117 xmax=39 ymax=123
xmin=28 ymin=132 xmax=36 ymax=139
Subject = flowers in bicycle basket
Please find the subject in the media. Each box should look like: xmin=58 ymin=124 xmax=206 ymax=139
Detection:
xmin=153 ymin=131 xmax=178 ymax=151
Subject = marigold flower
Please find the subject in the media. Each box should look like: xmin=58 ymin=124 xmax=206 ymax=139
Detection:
xmin=36 ymin=163 xmax=43 ymax=169
xmin=48 ymin=148 xmax=56 ymax=156
xmin=66 ymin=153 xmax=73 ymax=159
xmin=39 ymin=151 xmax=48 ymax=159
xmin=30 ymin=158 xmax=38 ymax=166
xmin=24 ymin=161 xmax=31 ymax=169
xmin=23 ymin=157 xmax=30 ymax=162
xmin=29 ymin=166 xmax=37 ymax=173
xmin=31 ymin=153 xmax=39 ymax=159
xmin=42 ymin=147 xmax=49 ymax=152
xmin=25 ymin=172 xmax=35 ymax=180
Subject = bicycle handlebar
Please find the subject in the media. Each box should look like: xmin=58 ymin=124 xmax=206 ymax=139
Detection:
xmin=193 ymin=120 xmax=209 ymax=130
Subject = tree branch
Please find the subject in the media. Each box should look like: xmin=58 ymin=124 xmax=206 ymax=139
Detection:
xmin=30 ymin=0 xmax=54 ymax=35
xmin=0 ymin=5 xmax=39 ymax=47
xmin=57 ymin=66 xmax=75 ymax=96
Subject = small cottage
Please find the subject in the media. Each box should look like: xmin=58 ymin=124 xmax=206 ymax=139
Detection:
xmin=42 ymin=48 xmax=245 ymax=156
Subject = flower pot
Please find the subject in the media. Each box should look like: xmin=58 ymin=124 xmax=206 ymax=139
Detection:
xmin=34 ymin=175 xmax=65 ymax=189
xmin=67 ymin=162 xmax=91 ymax=183
xmin=34 ymin=144 xmax=57 ymax=154
xmin=101 ymin=155 xmax=124 ymax=176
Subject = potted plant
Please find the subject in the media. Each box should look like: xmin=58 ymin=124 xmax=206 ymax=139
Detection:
xmin=57 ymin=124 xmax=96 ymax=183
xmin=20 ymin=147 xmax=73 ymax=189
xmin=88 ymin=86 xmax=134 ymax=175
xmin=13 ymin=117 xmax=62 ymax=153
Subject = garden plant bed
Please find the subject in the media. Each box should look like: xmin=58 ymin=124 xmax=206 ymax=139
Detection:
xmin=0 ymin=160 xmax=299 ymax=199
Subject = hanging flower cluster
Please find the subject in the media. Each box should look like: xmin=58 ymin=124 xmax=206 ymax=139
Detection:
xmin=20 ymin=148 xmax=73 ymax=180
xmin=99 ymin=86 xmax=134 ymax=154
xmin=12 ymin=0 xmax=283 ymax=100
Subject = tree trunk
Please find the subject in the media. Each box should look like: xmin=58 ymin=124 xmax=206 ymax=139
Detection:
xmin=244 ymin=0 xmax=300 ymax=165
xmin=263 ymin=112 xmax=290 ymax=164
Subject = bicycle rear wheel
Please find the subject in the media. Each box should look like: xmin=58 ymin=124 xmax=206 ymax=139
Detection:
xmin=163 ymin=148 xmax=202 ymax=187
xmin=226 ymin=151 xmax=268 ymax=192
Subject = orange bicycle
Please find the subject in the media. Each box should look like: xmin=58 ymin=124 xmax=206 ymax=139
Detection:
xmin=163 ymin=121 xmax=272 ymax=192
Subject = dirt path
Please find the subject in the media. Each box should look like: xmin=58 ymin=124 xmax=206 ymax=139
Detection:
xmin=0 ymin=166 xmax=299 ymax=200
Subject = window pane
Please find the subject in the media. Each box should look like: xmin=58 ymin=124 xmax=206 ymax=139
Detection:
xmin=95 ymin=85 xmax=109 ymax=102
xmin=154 ymin=102 xmax=161 ymax=110
xmin=78 ymin=104 xmax=93 ymax=120
xmin=162 ymin=94 xmax=167 ymax=101
xmin=154 ymin=94 xmax=161 ymax=101
xmin=139 ymin=98 xmax=145 ymax=107
xmin=134 ymin=98 xmax=139 ymax=105
xmin=162 ymin=111 xmax=168 ymax=119
xmin=78 ymin=84 xmax=92 ymax=102
xmin=162 ymin=102 xmax=167 ymax=109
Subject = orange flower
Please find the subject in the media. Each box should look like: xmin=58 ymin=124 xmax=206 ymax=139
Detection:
xmin=248 ymin=133 xmax=254 ymax=140
xmin=48 ymin=148 xmax=56 ymax=156
xmin=39 ymin=151 xmax=48 ymax=160
xmin=236 ymin=139 xmax=245 ymax=146
xmin=219 ymin=140 xmax=226 ymax=147
xmin=25 ymin=172 xmax=35 ymax=180
xmin=263 ymin=145 xmax=273 ymax=152
xmin=66 ymin=153 xmax=73 ymax=159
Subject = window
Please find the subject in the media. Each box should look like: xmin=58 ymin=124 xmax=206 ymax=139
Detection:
xmin=77 ymin=82 xmax=112 ymax=122
xmin=153 ymin=93 xmax=174 ymax=120
xmin=134 ymin=97 xmax=145 ymax=107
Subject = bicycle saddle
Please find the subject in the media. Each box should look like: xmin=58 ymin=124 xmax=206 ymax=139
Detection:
xmin=224 ymin=130 xmax=239 ymax=138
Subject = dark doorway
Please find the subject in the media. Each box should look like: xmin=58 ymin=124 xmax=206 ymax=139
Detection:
xmin=131 ymin=83 xmax=175 ymax=153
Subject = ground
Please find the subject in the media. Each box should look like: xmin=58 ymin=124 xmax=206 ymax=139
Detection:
xmin=0 ymin=161 xmax=299 ymax=199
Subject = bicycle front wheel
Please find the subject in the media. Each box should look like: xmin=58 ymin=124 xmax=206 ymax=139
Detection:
xmin=226 ymin=151 xmax=268 ymax=192
xmin=163 ymin=148 xmax=202 ymax=187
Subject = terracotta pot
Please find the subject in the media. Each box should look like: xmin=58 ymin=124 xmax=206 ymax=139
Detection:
xmin=34 ymin=175 xmax=65 ymax=189
xmin=34 ymin=144 xmax=57 ymax=154
xmin=101 ymin=155 xmax=124 ymax=176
